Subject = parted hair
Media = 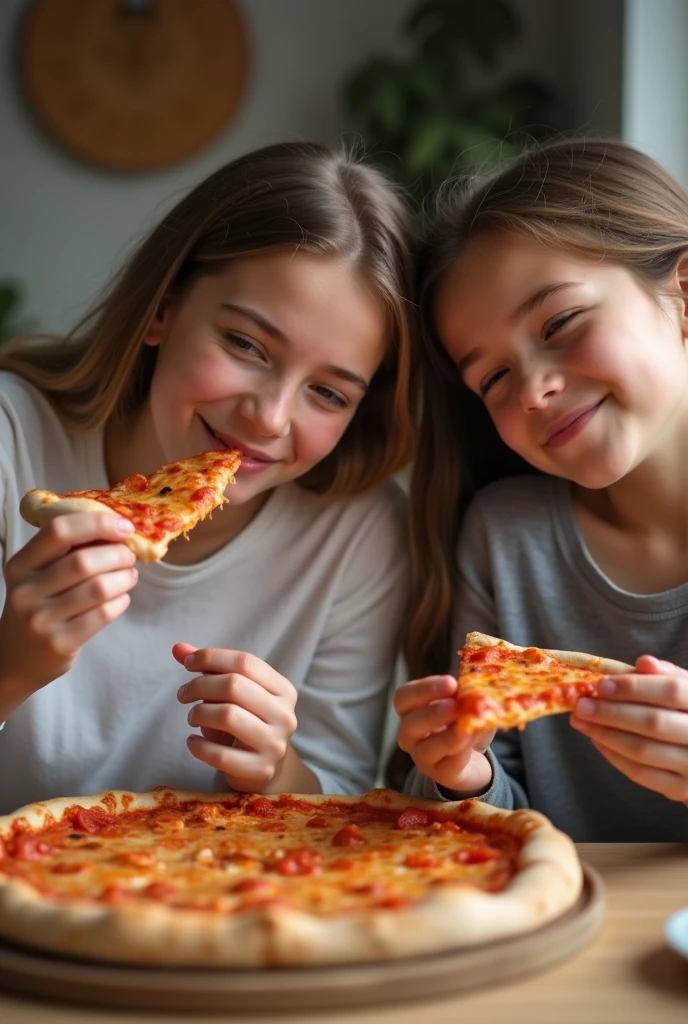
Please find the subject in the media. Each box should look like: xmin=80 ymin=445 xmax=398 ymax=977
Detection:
xmin=0 ymin=142 xmax=418 ymax=498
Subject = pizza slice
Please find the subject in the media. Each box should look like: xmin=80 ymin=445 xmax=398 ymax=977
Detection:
xmin=456 ymin=631 xmax=633 ymax=734
xmin=19 ymin=449 xmax=241 ymax=563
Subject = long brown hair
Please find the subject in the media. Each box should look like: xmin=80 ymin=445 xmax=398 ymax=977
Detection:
xmin=408 ymin=136 xmax=688 ymax=681
xmin=0 ymin=142 xmax=417 ymax=497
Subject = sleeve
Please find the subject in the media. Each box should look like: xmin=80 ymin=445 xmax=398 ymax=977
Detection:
xmin=291 ymin=486 xmax=410 ymax=795
xmin=402 ymin=494 xmax=529 ymax=809
xmin=0 ymin=413 xmax=16 ymax=733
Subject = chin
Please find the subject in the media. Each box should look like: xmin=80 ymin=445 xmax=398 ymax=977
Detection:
xmin=570 ymin=458 xmax=634 ymax=490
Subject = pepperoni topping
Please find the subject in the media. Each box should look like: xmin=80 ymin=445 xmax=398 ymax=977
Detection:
xmin=396 ymin=808 xmax=431 ymax=830
xmin=71 ymin=806 xmax=114 ymax=834
xmin=346 ymin=881 xmax=388 ymax=897
xmin=50 ymin=862 xmax=85 ymax=874
xmin=189 ymin=486 xmax=216 ymax=506
xmin=12 ymin=836 xmax=51 ymax=860
xmin=245 ymin=798 xmax=275 ymax=818
xmin=273 ymin=849 xmax=323 ymax=876
xmin=332 ymin=825 xmax=367 ymax=847
xmin=99 ymin=885 xmax=130 ymax=903
xmin=404 ymin=852 xmax=441 ymax=869
xmin=231 ymin=878 xmax=273 ymax=895
xmin=453 ymin=847 xmax=501 ymax=864
xmin=143 ymin=882 xmax=176 ymax=901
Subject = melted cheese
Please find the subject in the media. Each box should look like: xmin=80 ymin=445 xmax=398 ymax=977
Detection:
xmin=457 ymin=642 xmax=603 ymax=732
xmin=65 ymin=450 xmax=241 ymax=543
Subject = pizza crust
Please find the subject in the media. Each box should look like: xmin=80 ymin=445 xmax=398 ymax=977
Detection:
xmin=20 ymin=491 xmax=172 ymax=563
xmin=0 ymin=788 xmax=583 ymax=967
xmin=466 ymin=632 xmax=633 ymax=675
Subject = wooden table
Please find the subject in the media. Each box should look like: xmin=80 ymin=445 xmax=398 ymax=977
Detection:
xmin=0 ymin=843 xmax=686 ymax=1023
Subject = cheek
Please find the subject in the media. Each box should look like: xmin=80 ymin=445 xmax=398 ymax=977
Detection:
xmin=491 ymin=404 xmax=527 ymax=451
xmin=159 ymin=345 xmax=240 ymax=403
xmin=295 ymin=414 xmax=352 ymax=466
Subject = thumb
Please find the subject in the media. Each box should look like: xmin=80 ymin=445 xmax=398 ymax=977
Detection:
xmin=635 ymin=654 xmax=677 ymax=674
xmin=473 ymin=729 xmax=496 ymax=754
xmin=172 ymin=642 xmax=198 ymax=666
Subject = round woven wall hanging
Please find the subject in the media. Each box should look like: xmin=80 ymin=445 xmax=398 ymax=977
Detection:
xmin=21 ymin=0 xmax=249 ymax=171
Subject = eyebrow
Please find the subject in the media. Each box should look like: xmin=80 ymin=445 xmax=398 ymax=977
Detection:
xmin=509 ymin=282 xmax=581 ymax=323
xmin=220 ymin=302 xmax=369 ymax=393
xmin=455 ymin=281 xmax=582 ymax=377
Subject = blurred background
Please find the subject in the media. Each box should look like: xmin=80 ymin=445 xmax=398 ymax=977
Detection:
xmin=1 ymin=0 xmax=687 ymax=340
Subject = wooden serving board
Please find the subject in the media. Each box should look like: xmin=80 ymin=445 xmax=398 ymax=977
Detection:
xmin=0 ymin=866 xmax=604 ymax=1014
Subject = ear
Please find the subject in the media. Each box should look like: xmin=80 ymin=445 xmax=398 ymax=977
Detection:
xmin=673 ymin=251 xmax=688 ymax=337
xmin=143 ymin=296 xmax=172 ymax=348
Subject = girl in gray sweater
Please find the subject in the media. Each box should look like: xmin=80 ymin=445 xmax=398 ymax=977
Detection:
xmin=395 ymin=138 xmax=688 ymax=840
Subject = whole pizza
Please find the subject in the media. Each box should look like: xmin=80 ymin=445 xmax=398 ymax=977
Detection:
xmin=0 ymin=787 xmax=582 ymax=967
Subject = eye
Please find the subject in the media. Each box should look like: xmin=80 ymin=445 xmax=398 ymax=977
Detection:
xmin=310 ymin=384 xmax=351 ymax=410
xmin=544 ymin=310 xmax=580 ymax=340
xmin=479 ymin=367 xmax=509 ymax=397
xmin=220 ymin=331 xmax=264 ymax=358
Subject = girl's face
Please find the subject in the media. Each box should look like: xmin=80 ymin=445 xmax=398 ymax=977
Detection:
xmin=434 ymin=231 xmax=688 ymax=489
xmin=143 ymin=251 xmax=388 ymax=505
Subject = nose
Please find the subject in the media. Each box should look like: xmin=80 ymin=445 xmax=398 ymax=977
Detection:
xmin=238 ymin=383 xmax=292 ymax=438
xmin=520 ymin=360 xmax=565 ymax=412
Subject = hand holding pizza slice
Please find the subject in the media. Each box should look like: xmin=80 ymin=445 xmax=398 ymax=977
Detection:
xmin=394 ymin=675 xmax=495 ymax=793
xmin=20 ymin=448 xmax=242 ymax=563
xmin=0 ymin=451 xmax=241 ymax=713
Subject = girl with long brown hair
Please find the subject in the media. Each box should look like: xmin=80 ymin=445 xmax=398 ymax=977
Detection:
xmin=0 ymin=142 xmax=417 ymax=813
xmin=394 ymin=137 xmax=688 ymax=840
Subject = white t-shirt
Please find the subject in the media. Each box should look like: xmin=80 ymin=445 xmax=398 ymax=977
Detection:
xmin=0 ymin=373 xmax=409 ymax=814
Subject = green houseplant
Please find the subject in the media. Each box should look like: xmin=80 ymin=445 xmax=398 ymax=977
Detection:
xmin=0 ymin=283 xmax=33 ymax=343
xmin=343 ymin=0 xmax=555 ymax=204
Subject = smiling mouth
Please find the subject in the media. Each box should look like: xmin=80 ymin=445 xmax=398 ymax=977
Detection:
xmin=544 ymin=398 xmax=607 ymax=448
xmin=201 ymin=419 xmax=276 ymax=463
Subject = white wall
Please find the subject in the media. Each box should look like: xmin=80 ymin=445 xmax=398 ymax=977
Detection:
xmin=2 ymin=0 xmax=589 ymax=335
xmin=622 ymin=0 xmax=688 ymax=186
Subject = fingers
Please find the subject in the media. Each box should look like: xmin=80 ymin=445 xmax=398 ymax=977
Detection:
xmin=590 ymin=738 xmax=688 ymax=802
xmin=39 ymin=593 xmax=133 ymax=657
xmin=575 ymin=719 xmax=688 ymax=771
xmin=24 ymin=567 xmax=138 ymax=631
xmin=9 ymin=513 xmax=135 ymax=575
xmin=179 ymin=649 xmax=291 ymax=698
xmin=185 ymin=678 xmax=295 ymax=734
xmin=172 ymin=642 xmax=197 ymax=666
xmin=176 ymin=649 xmax=299 ymax=791
xmin=472 ymin=729 xmax=496 ymax=753
xmin=590 ymin=671 xmax=688 ymax=711
xmin=572 ymin=699 xmax=688 ymax=745
xmin=186 ymin=735 xmax=277 ymax=789
xmin=392 ymin=676 xmax=457 ymax=717
xmin=9 ymin=543 xmax=137 ymax=607
xmin=396 ymin=698 xmax=459 ymax=745
xmin=635 ymin=654 xmax=685 ymax=675
xmin=403 ymin=725 xmax=471 ymax=764
xmin=188 ymin=701 xmax=288 ymax=757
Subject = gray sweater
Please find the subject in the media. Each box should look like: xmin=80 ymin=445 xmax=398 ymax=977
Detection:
xmin=406 ymin=475 xmax=688 ymax=841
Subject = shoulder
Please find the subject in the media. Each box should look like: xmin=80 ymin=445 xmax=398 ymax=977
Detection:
xmin=0 ymin=372 xmax=61 ymax=442
xmin=0 ymin=373 xmax=77 ymax=499
xmin=464 ymin=475 xmax=563 ymax=534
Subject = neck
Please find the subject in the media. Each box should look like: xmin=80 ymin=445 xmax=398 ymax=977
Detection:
xmin=575 ymin=440 xmax=688 ymax=543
